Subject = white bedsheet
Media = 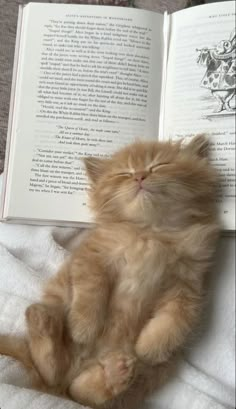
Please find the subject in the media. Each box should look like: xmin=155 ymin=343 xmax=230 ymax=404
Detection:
xmin=0 ymin=175 xmax=235 ymax=409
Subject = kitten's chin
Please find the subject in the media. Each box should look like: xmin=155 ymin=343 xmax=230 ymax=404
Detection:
xmin=121 ymin=192 xmax=156 ymax=225
xmin=137 ymin=186 xmax=152 ymax=195
xmin=132 ymin=185 xmax=154 ymax=199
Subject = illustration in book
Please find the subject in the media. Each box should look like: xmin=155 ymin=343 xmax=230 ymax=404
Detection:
xmin=197 ymin=29 xmax=236 ymax=114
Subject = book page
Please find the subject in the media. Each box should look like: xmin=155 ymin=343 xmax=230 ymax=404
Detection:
xmin=3 ymin=4 xmax=164 ymax=224
xmin=162 ymin=2 xmax=235 ymax=231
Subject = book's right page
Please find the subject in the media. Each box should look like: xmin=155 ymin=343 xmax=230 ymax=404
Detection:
xmin=162 ymin=1 xmax=235 ymax=231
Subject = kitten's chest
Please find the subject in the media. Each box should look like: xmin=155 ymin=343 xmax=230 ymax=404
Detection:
xmin=109 ymin=232 xmax=165 ymax=300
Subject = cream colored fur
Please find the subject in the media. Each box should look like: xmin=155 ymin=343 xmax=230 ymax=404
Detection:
xmin=0 ymin=135 xmax=220 ymax=409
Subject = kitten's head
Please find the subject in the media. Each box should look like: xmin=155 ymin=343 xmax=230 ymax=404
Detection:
xmin=84 ymin=135 xmax=218 ymax=228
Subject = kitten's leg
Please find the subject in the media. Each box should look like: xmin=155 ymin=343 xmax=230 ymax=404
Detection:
xmin=42 ymin=261 xmax=71 ymax=308
xmin=135 ymin=297 xmax=199 ymax=365
xmin=68 ymin=260 xmax=110 ymax=345
xmin=26 ymin=303 xmax=70 ymax=387
xmin=42 ymin=249 xmax=110 ymax=345
xmin=69 ymin=352 xmax=136 ymax=407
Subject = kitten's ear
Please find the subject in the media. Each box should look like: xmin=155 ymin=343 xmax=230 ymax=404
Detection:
xmin=185 ymin=134 xmax=210 ymax=158
xmin=83 ymin=157 xmax=108 ymax=183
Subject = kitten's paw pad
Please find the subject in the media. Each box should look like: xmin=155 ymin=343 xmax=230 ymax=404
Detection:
xmin=26 ymin=303 xmax=62 ymax=337
xmin=103 ymin=354 xmax=136 ymax=396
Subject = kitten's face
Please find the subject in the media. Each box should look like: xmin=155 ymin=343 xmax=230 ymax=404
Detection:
xmin=84 ymin=135 xmax=217 ymax=226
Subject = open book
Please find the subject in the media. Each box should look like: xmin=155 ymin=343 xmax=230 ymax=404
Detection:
xmin=1 ymin=1 xmax=235 ymax=231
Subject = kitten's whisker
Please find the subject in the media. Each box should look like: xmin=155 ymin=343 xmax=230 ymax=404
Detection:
xmin=146 ymin=180 xmax=197 ymax=192
xmin=97 ymin=187 xmax=136 ymax=213
xmin=98 ymin=192 xmax=124 ymax=212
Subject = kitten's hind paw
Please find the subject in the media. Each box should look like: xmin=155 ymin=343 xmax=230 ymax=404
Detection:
xmin=69 ymin=353 xmax=136 ymax=407
xmin=25 ymin=303 xmax=63 ymax=338
xmin=102 ymin=352 xmax=136 ymax=397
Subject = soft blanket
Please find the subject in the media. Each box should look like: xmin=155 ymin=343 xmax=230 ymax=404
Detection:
xmin=0 ymin=175 xmax=235 ymax=409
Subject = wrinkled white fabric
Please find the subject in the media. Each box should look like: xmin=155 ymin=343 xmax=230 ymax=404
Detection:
xmin=0 ymin=175 xmax=235 ymax=409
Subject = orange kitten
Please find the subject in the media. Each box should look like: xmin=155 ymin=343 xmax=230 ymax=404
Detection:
xmin=0 ymin=135 xmax=220 ymax=408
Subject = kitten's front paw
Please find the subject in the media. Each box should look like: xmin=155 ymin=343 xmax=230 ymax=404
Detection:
xmin=26 ymin=303 xmax=62 ymax=338
xmin=135 ymin=328 xmax=169 ymax=365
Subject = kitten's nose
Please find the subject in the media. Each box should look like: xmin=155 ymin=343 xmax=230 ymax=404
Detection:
xmin=134 ymin=172 xmax=147 ymax=183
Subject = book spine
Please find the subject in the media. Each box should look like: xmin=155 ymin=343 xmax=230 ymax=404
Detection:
xmin=0 ymin=6 xmax=24 ymax=219
xmin=159 ymin=12 xmax=171 ymax=139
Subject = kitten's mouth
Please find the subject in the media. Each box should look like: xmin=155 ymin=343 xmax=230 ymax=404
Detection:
xmin=136 ymin=184 xmax=152 ymax=194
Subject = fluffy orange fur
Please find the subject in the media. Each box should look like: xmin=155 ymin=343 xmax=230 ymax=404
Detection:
xmin=0 ymin=135 xmax=220 ymax=408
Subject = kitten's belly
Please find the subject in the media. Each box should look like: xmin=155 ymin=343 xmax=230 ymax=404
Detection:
xmin=96 ymin=292 xmax=152 ymax=356
xmin=96 ymin=240 xmax=163 ymax=354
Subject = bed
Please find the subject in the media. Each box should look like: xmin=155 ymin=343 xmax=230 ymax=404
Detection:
xmin=0 ymin=173 xmax=235 ymax=409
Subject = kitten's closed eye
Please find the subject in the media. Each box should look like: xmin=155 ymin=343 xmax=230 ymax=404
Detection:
xmin=150 ymin=163 xmax=170 ymax=172
xmin=112 ymin=164 xmax=170 ymax=178
xmin=112 ymin=171 xmax=133 ymax=178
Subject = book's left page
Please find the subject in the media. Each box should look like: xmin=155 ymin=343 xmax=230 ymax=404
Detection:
xmin=2 ymin=3 xmax=164 ymax=225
